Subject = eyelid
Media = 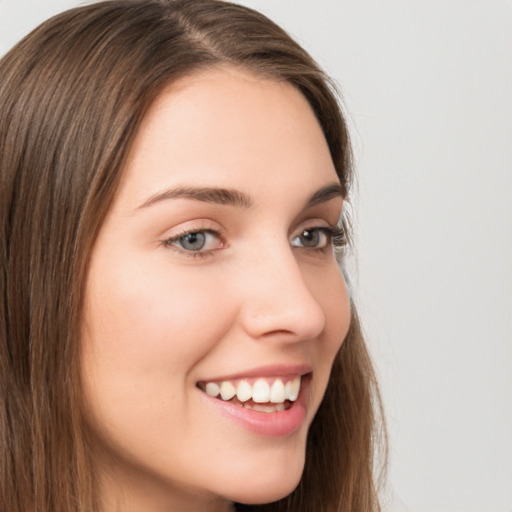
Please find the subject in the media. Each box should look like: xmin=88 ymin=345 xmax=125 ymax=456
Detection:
xmin=291 ymin=218 xmax=329 ymax=236
xmin=290 ymin=217 xmax=342 ymax=240
xmin=161 ymin=219 xmax=222 ymax=240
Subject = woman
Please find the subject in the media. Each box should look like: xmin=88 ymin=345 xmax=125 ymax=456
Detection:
xmin=0 ymin=1 xmax=386 ymax=511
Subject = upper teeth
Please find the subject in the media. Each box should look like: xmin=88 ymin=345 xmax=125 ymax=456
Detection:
xmin=204 ymin=376 xmax=301 ymax=404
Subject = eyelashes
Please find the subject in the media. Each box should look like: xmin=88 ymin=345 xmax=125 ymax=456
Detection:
xmin=162 ymin=223 xmax=347 ymax=260
xmin=290 ymin=225 xmax=346 ymax=251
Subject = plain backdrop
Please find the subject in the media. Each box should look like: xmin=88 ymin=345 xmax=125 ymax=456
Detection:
xmin=1 ymin=1 xmax=511 ymax=511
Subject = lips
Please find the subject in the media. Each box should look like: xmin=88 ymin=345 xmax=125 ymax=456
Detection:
xmin=196 ymin=364 xmax=312 ymax=435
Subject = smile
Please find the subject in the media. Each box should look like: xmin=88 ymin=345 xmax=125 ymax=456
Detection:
xmin=197 ymin=376 xmax=302 ymax=413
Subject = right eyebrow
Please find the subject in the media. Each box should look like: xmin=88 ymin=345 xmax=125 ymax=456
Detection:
xmin=135 ymin=186 xmax=253 ymax=212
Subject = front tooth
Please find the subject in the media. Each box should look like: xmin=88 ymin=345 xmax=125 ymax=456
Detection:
xmin=270 ymin=379 xmax=285 ymax=403
xmin=236 ymin=380 xmax=252 ymax=402
xmin=220 ymin=381 xmax=236 ymax=400
xmin=287 ymin=377 xmax=301 ymax=401
xmin=252 ymin=379 xmax=270 ymax=403
xmin=284 ymin=380 xmax=291 ymax=398
xmin=205 ymin=382 xmax=220 ymax=397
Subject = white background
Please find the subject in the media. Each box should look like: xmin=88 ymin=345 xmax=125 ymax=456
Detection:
xmin=1 ymin=1 xmax=511 ymax=511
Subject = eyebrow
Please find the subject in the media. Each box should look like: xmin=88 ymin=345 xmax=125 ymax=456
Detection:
xmin=136 ymin=182 xmax=343 ymax=212
xmin=305 ymin=183 xmax=344 ymax=208
xmin=137 ymin=186 xmax=253 ymax=210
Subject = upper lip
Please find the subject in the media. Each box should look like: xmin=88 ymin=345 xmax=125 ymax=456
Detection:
xmin=197 ymin=363 xmax=313 ymax=383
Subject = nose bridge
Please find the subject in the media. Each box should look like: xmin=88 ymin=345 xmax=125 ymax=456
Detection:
xmin=238 ymin=240 xmax=326 ymax=341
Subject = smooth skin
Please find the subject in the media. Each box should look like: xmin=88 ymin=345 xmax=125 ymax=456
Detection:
xmin=81 ymin=66 xmax=351 ymax=512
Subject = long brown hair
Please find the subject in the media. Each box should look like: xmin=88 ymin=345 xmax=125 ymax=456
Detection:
xmin=0 ymin=1 xmax=386 ymax=511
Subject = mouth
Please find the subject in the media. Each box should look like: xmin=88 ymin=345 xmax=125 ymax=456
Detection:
xmin=196 ymin=374 xmax=307 ymax=414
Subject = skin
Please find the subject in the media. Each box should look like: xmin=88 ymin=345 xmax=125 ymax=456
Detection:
xmin=81 ymin=66 xmax=351 ymax=512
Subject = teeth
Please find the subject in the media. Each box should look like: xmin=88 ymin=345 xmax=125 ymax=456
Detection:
xmin=201 ymin=376 xmax=302 ymax=405
xmin=252 ymin=379 xmax=270 ymax=403
xmin=205 ymin=382 xmax=220 ymax=397
xmin=220 ymin=381 xmax=236 ymax=401
xmin=270 ymin=379 xmax=285 ymax=403
xmin=284 ymin=380 xmax=291 ymax=398
xmin=288 ymin=377 xmax=301 ymax=401
xmin=236 ymin=380 xmax=252 ymax=402
xmin=246 ymin=403 xmax=283 ymax=413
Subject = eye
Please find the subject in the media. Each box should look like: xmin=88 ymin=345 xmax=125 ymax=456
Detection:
xmin=291 ymin=228 xmax=330 ymax=249
xmin=164 ymin=229 xmax=224 ymax=254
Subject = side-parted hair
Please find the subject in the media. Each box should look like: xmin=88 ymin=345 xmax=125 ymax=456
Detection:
xmin=0 ymin=1 xmax=386 ymax=511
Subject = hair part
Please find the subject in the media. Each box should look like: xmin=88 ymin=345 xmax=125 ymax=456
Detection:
xmin=0 ymin=1 xmax=386 ymax=511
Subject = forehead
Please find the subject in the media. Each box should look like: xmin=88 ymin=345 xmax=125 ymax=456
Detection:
xmin=117 ymin=66 xmax=337 ymax=208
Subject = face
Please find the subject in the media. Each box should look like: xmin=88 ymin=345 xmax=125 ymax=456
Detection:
xmin=81 ymin=67 xmax=350 ymax=512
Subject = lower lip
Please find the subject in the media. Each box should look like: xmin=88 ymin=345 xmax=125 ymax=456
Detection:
xmin=199 ymin=381 xmax=308 ymax=437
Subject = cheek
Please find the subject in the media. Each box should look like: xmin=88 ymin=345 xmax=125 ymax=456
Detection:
xmin=307 ymin=264 xmax=351 ymax=395
xmin=328 ymin=271 xmax=351 ymax=349
xmin=83 ymin=258 xmax=233 ymax=367
xmin=311 ymin=263 xmax=351 ymax=348
xmin=80 ymin=255 xmax=237 ymax=427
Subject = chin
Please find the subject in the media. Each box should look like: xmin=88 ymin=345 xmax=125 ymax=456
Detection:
xmin=222 ymin=451 xmax=305 ymax=505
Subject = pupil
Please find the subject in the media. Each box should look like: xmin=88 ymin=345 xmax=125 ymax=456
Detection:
xmin=182 ymin=232 xmax=205 ymax=250
xmin=301 ymin=230 xmax=319 ymax=247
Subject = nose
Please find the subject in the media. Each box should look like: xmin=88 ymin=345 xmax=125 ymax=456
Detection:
xmin=236 ymin=244 xmax=326 ymax=342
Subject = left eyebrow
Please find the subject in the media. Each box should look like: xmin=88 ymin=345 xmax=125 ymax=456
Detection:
xmin=303 ymin=182 xmax=344 ymax=209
